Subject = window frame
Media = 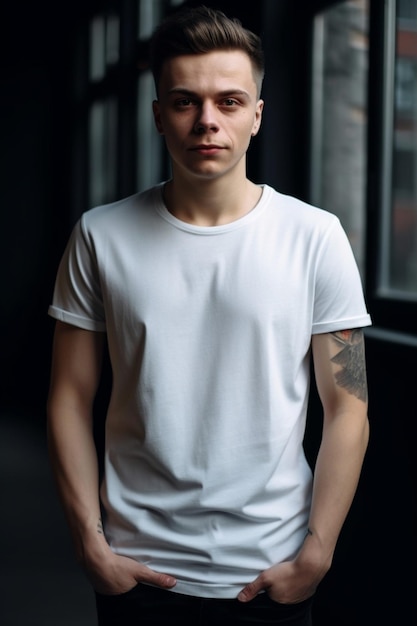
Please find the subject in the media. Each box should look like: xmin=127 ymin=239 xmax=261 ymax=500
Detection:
xmin=306 ymin=0 xmax=417 ymax=338
xmin=366 ymin=0 xmax=417 ymax=337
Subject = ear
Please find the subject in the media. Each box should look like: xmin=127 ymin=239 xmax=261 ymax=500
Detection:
xmin=152 ymin=100 xmax=164 ymax=135
xmin=251 ymin=99 xmax=264 ymax=137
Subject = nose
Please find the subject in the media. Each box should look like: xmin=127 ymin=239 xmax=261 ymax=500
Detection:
xmin=194 ymin=101 xmax=219 ymax=134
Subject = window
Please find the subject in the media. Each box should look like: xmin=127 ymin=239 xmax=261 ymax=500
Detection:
xmin=397 ymin=0 xmax=417 ymax=22
xmin=311 ymin=0 xmax=417 ymax=335
xmin=310 ymin=0 xmax=370 ymax=280
xmin=70 ymin=1 xmax=187 ymax=219
xmin=138 ymin=0 xmax=163 ymax=40
xmin=89 ymin=14 xmax=120 ymax=82
xmin=89 ymin=98 xmax=118 ymax=207
xmin=136 ymin=0 xmax=165 ymax=190
xmin=136 ymin=71 xmax=164 ymax=190
xmin=378 ymin=0 xmax=417 ymax=298
xmin=87 ymin=12 xmax=120 ymax=208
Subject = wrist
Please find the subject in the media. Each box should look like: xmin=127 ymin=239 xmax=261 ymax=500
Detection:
xmin=296 ymin=528 xmax=333 ymax=576
xmin=71 ymin=516 xmax=111 ymax=567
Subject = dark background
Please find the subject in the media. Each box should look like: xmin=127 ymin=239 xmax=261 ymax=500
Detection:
xmin=0 ymin=1 xmax=415 ymax=625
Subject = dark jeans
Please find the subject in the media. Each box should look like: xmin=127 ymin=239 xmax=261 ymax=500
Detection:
xmin=95 ymin=583 xmax=314 ymax=625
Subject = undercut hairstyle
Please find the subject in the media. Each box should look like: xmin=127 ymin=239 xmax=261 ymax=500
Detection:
xmin=149 ymin=5 xmax=265 ymax=97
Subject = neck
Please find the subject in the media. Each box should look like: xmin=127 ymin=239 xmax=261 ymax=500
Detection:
xmin=163 ymin=176 xmax=262 ymax=227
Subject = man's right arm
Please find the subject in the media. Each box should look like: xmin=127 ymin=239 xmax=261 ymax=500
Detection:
xmin=46 ymin=320 xmax=176 ymax=594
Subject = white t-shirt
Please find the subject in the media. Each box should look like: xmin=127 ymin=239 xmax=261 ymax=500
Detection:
xmin=49 ymin=183 xmax=371 ymax=598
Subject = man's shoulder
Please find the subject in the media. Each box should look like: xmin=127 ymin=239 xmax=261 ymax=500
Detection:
xmin=264 ymin=185 xmax=339 ymax=229
xmin=82 ymin=184 xmax=161 ymax=226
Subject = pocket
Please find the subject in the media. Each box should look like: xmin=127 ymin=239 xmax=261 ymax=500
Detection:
xmin=95 ymin=584 xmax=147 ymax=625
xmin=265 ymin=594 xmax=314 ymax=608
xmin=95 ymin=582 xmax=141 ymax=600
xmin=249 ymin=591 xmax=314 ymax=622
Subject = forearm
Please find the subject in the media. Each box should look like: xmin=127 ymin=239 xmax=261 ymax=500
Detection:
xmin=301 ymin=409 xmax=369 ymax=570
xmin=46 ymin=323 xmax=108 ymax=564
xmin=47 ymin=401 xmax=177 ymax=594
xmin=47 ymin=402 xmax=106 ymax=562
xmin=44 ymin=324 xmax=171 ymax=593
xmin=238 ymin=330 xmax=370 ymax=603
xmin=237 ymin=410 xmax=369 ymax=604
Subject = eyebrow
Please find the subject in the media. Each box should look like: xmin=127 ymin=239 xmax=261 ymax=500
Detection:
xmin=167 ymin=88 xmax=252 ymax=100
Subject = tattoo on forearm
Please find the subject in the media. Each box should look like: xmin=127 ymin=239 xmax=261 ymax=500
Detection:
xmin=97 ymin=518 xmax=104 ymax=534
xmin=305 ymin=527 xmax=313 ymax=540
xmin=330 ymin=329 xmax=368 ymax=402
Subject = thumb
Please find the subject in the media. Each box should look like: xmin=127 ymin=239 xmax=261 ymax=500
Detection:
xmin=154 ymin=572 xmax=177 ymax=589
xmin=136 ymin=563 xmax=177 ymax=589
xmin=237 ymin=576 xmax=264 ymax=603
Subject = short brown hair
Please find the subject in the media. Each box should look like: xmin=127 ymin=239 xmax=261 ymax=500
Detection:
xmin=149 ymin=5 xmax=265 ymax=97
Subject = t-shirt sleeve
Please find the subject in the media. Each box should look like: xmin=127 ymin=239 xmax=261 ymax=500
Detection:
xmin=48 ymin=215 xmax=106 ymax=332
xmin=312 ymin=217 xmax=371 ymax=334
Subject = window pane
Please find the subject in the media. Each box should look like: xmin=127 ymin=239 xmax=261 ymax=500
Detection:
xmin=89 ymin=14 xmax=119 ymax=82
xmin=310 ymin=0 xmax=369 ymax=279
xmin=138 ymin=0 xmax=163 ymax=40
xmin=398 ymin=0 xmax=417 ymax=22
xmin=387 ymin=7 xmax=417 ymax=294
xmin=90 ymin=16 xmax=106 ymax=82
xmin=136 ymin=71 xmax=163 ymax=190
xmin=106 ymin=15 xmax=120 ymax=67
xmin=89 ymin=98 xmax=118 ymax=207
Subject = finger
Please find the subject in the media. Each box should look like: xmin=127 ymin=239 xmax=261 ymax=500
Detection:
xmin=137 ymin=566 xmax=177 ymax=589
xmin=237 ymin=577 xmax=264 ymax=603
xmin=154 ymin=573 xmax=177 ymax=588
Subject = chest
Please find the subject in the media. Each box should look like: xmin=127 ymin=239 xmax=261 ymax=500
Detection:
xmin=99 ymin=224 xmax=315 ymax=342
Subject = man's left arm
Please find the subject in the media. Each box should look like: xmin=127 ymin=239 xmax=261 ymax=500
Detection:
xmin=238 ymin=328 xmax=369 ymax=604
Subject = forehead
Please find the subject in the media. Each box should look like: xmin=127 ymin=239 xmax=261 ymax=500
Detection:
xmin=158 ymin=50 xmax=258 ymax=96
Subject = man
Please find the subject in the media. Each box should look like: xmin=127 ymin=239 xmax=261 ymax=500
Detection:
xmin=47 ymin=6 xmax=371 ymax=625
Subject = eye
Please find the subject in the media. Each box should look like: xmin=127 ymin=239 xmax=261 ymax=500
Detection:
xmin=175 ymin=98 xmax=195 ymax=107
xmin=222 ymin=98 xmax=238 ymax=106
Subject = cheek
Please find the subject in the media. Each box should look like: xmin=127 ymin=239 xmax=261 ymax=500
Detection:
xmin=161 ymin=127 xmax=188 ymax=155
xmin=235 ymin=118 xmax=259 ymax=142
xmin=160 ymin=114 xmax=190 ymax=138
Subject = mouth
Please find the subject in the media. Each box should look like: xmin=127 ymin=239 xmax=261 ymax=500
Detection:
xmin=190 ymin=144 xmax=225 ymax=154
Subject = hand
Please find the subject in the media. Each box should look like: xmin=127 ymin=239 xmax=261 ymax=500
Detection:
xmin=237 ymin=560 xmax=320 ymax=605
xmin=84 ymin=549 xmax=177 ymax=596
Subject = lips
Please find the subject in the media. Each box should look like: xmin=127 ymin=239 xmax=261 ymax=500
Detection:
xmin=192 ymin=144 xmax=222 ymax=149
xmin=190 ymin=144 xmax=224 ymax=153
